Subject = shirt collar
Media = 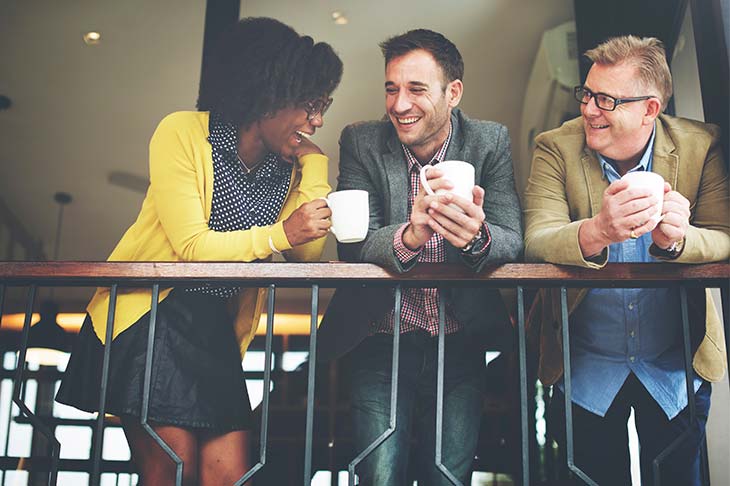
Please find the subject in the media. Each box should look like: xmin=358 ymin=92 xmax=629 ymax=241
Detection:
xmin=598 ymin=123 xmax=657 ymax=180
xmin=208 ymin=111 xmax=288 ymax=181
xmin=401 ymin=121 xmax=453 ymax=172
xmin=207 ymin=111 xmax=239 ymax=155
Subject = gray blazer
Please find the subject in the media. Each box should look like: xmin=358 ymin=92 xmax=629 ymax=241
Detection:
xmin=318 ymin=109 xmax=524 ymax=361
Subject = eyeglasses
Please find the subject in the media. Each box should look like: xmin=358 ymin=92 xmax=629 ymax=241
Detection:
xmin=574 ymin=86 xmax=655 ymax=112
xmin=303 ymin=97 xmax=333 ymax=120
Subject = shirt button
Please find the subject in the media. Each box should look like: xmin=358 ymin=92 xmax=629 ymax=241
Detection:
xmin=629 ymin=356 xmax=636 ymax=362
xmin=629 ymin=330 xmax=636 ymax=338
xmin=628 ymin=303 xmax=635 ymax=310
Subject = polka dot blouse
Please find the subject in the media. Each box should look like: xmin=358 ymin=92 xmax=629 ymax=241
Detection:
xmin=188 ymin=112 xmax=293 ymax=298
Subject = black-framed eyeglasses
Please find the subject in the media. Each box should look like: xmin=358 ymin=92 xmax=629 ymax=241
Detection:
xmin=303 ymin=97 xmax=333 ymax=120
xmin=574 ymin=86 xmax=655 ymax=112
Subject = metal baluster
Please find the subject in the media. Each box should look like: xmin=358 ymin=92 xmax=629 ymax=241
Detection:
xmin=12 ymin=285 xmax=60 ymax=486
xmin=0 ymin=283 xmax=8 ymax=486
xmin=0 ymin=283 xmax=11 ymax=462
xmin=722 ymin=284 xmax=730 ymax=392
xmin=140 ymin=285 xmax=183 ymax=485
xmin=517 ymin=287 xmax=529 ymax=486
xmin=560 ymin=287 xmax=597 ymax=485
xmin=434 ymin=288 xmax=461 ymax=485
xmin=348 ymin=285 xmax=402 ymax=486
xmin=303 ymin=284 xmax=319 ymax=484
xmin=235 ymin=284 xmax=276 ymax=485
xmin=91 ymin=284 xmax=118 ymax=486
xmin=652 ymin=286 xmax=701 ymax=485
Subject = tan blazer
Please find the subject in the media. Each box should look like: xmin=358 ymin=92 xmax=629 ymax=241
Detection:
xmin=523 ymin=114 xmax=730 ymax=385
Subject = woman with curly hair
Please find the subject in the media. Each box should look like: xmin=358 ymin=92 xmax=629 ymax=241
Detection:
xmin=56 ymin=17 xmax=343 ymax=485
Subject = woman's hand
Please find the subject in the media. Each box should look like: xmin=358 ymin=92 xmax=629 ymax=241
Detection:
xmin=282 ymin=199 xmax=332 ymax=246
xmin=292 ymin=136 xmax=324 ymax=161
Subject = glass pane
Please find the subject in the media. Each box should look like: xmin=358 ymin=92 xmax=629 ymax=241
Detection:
xmin=102 ymin=426 xmax=131 ymax=460
xmin=58 ymin=471 xmax=89 ymax=486
xmin=7 ymin=423 xmax=32 ymax=457
xmin=281 ymin=351 xmax=308 ymax=371
xmin=4 ymin=470 xmax=29 ymax=485
xmin=0 ymin=379 xmax=12 ymax=455
xmin=57 ymin=425 xmax=92 ymax=459
xmin=242 ymin=351 xmax=274 ymax=371
xmin=245 ymin=379 xmax=273 ymax=409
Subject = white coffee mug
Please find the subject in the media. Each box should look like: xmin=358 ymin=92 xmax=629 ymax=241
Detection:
xmin=324 ymin=190 xmax=369 ymax=243
xmin=621 ymin=171 xmax=665 ymax=229
xmin=419 ymin=160 xmax=475 ymax=212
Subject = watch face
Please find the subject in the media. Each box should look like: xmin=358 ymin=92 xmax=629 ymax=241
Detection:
xmin=460 ymin=227 xmax=485 ymax=253
xmin=664 ymin=239 xmax=683 ymax=256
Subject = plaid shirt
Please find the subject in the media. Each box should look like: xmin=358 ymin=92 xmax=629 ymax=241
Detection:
xmin=373 ymin=122 xmax=487 ymax=336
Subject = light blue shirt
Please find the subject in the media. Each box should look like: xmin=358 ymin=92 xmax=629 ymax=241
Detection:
xmin=563 ymin=126 xmax=702 ymax=419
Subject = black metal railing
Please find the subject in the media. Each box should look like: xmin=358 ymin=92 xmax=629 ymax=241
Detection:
xmin=0 ymin=261 xmax=728 ymax=486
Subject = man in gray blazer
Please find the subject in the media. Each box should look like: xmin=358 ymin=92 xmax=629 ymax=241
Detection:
xmin=318 ymin=29 xmax=522 ymax=485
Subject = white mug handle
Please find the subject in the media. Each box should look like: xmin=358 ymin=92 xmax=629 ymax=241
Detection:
xmin=321 ymin=197 xmax=338 ymax=239
xmin=419 ymin=165 xmax=436 ymax=196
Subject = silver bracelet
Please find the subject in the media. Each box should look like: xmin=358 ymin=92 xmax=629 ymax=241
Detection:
xmin=268 ymin=235 xmax=282 ymax=255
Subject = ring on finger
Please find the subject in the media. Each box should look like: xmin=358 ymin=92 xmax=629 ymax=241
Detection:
xmin=630 ymin=230 xmax=639 ymax=239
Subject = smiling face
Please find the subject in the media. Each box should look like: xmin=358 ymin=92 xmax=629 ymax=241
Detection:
xmin=254 ymin=102 xmax=324 ymax=163
xmin=384 ymin=49 xmax=462 ymax=162
xmin=581 ymin=62 xmax=659 ymax=167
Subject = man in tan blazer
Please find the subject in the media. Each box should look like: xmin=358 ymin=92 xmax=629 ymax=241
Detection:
xmin=523 ymin=35 xmax=729 ymax=485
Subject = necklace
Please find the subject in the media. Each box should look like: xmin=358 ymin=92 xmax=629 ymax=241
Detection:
xmin=236 ymin=153 xmax=253 ymax=174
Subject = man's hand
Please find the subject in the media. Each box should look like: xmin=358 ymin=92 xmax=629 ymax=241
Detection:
xmin=402 ymin=167 xmax=454 ymax=250
xmin=651 ymin=182 xmax=690 ymax=249
xmin=425 ymin=185 xmax=486 ymax=248
xmin=579 ymin=179 xmax=660 ymax=257
xmin=282 ymin=199 xmax=331 ymax=247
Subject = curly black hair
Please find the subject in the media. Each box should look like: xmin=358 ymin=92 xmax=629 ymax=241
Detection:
xmin=380 ymin=29 xmax=464 ymax=85
xmin=197 ymin=17 xmax=343 ymax=127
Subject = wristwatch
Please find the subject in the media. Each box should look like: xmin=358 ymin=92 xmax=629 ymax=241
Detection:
xmin=652 ymin=238 xmax=685 ymax=259
xmin=460 ymin=226 xmax=485 ymax=253
xmin=663 ymin=239 xmax=684 ymax=257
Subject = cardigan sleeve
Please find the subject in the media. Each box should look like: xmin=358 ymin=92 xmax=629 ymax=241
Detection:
xmin=148 ymin=113 xmax=329 ymax=262
xmin=279 ymin=153 xmax=331 ymax=262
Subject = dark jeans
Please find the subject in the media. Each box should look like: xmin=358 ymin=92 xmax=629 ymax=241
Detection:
xmin=549 ymin=373 xmax=711 ymax=485
xmin=346 ymin=331 xmax=485 ymax=486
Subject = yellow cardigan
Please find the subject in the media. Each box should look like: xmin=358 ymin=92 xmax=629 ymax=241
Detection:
xmin=87 ymin=111 xmax=331 ymax=355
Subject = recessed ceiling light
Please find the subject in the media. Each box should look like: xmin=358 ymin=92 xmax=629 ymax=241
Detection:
xmin=83 ymin=31 xmax=101 ymax=45
xmin=331 ymin=11 xmax=348 ymax=25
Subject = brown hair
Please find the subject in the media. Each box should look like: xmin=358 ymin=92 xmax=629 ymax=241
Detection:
xmin=380 ymin=29 xmax=464 ymax=85
xmin=585 ymin=35 xmax=672 ymax=110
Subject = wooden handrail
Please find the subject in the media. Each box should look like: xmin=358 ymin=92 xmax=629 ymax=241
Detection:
xmin=0 ymin=261 xmax=727 ymax=288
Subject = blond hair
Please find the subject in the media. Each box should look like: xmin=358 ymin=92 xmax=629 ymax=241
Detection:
xmin=585 ymin=35 xmax=673 ymax=110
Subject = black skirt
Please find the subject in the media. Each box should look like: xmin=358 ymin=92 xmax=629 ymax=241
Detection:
xmin=56 ymin=289 xmax=252 ymax=431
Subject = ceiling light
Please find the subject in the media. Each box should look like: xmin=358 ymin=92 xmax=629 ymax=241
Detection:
xmin=331 ymin=11 xmax=348 ymax=25
xmin=83 ymin=31 xmax=101 ymax=45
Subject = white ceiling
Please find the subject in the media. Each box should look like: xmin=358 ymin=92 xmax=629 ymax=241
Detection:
xmin=0 ymin=0 xmax=573 ymax=267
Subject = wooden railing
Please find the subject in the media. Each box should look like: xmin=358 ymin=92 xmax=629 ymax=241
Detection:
xmin=0 ymin=261 xmax=728 ymax=486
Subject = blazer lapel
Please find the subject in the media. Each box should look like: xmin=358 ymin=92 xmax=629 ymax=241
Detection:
xmin=382 ymin=131 xmax=409 ymax=224
xmin=580 ymin=147 xmax=607 ymax=217
xmin=443 ymin=110 xmax=465 ymax=162
xmin=650 ymin=118 xmax=679 ymax=188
